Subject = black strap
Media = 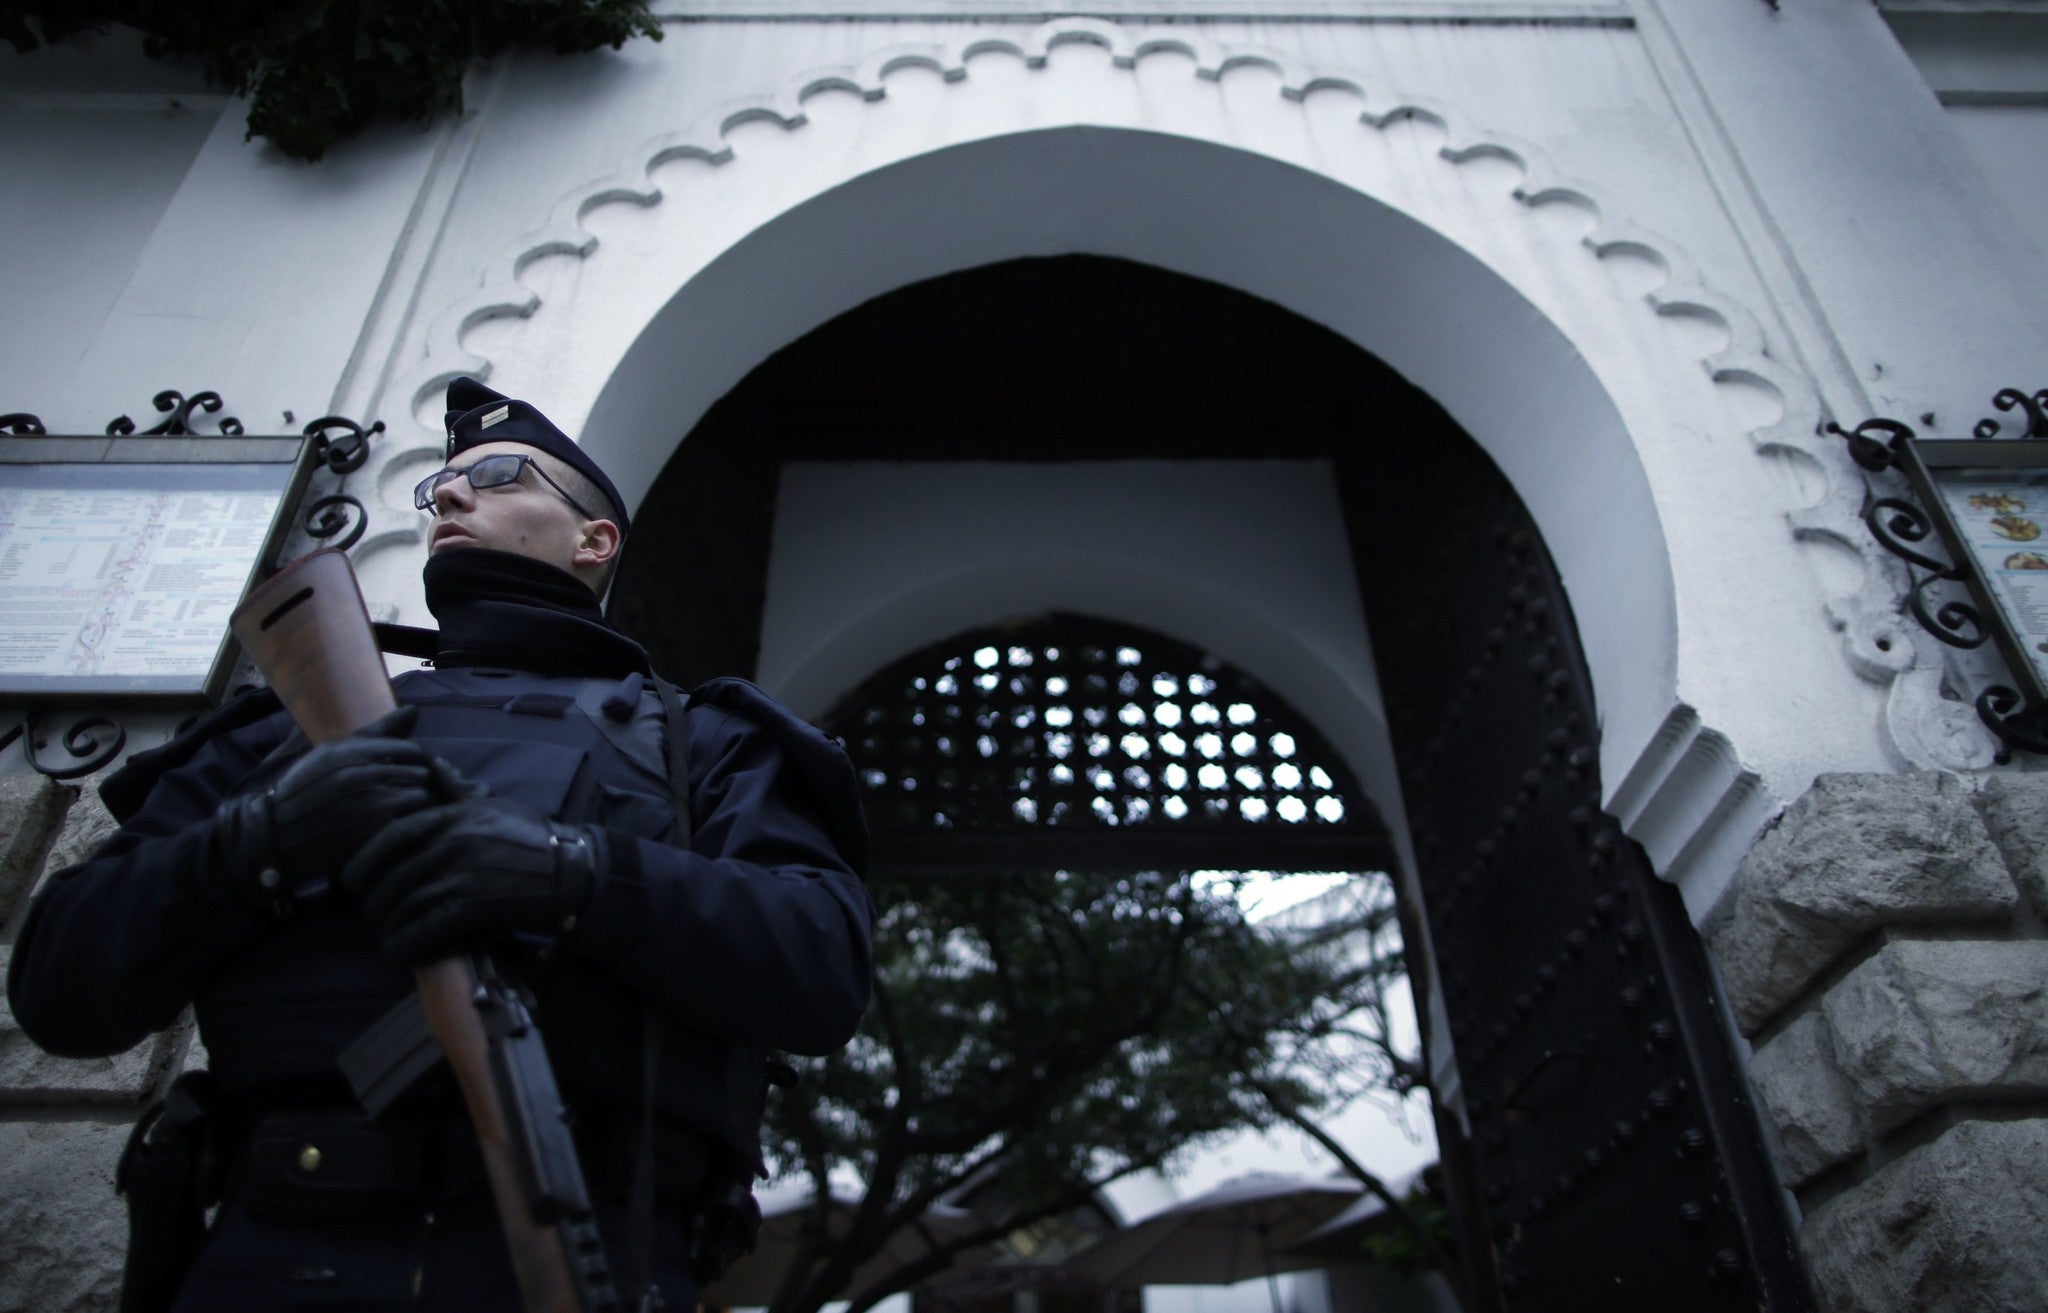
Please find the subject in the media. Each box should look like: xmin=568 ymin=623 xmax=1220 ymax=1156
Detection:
xmin=651 ymin=675 xmax=693 ymax=848
xmin=371 ymin=621 xmax=439 ymax=661
xmin=628 ymin=674 xmax=693 ymax=1310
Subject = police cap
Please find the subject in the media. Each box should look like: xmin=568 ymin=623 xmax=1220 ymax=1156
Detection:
xmin=443 ymin=377 xmax=629 ymax=535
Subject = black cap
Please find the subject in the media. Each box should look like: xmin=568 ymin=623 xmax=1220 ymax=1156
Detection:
xmin=443 ymin=377 xmax=629 ymax=535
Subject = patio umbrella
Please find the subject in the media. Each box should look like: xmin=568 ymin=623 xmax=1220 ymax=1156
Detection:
xmin=701 ymin=1182 xmax=993 ymax=1308
xmin=1066 ymin=1172 xmax=1364 ymax=1313
xmin=1278 ymin=1165 xmax=1430 ymax=1263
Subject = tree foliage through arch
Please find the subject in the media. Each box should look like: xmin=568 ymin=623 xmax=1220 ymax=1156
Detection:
xmin=752 ymin=619 xmax=1435 ymax=1313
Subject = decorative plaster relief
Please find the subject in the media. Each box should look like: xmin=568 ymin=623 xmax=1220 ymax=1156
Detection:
xmin=358 ymin=16 xmax=1947 ymax=886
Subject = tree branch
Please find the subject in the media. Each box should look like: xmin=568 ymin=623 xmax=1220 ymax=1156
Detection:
xmin=1246 ymin=1076 xmax=1462 ymax=1298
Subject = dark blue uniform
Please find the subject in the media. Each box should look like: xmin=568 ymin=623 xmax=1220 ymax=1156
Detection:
xmin=8 ymin=635 xmax=873 ymax=1307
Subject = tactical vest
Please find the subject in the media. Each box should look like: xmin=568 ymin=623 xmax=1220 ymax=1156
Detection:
xmin=153 ymin=665 xmax=825 ymax=1166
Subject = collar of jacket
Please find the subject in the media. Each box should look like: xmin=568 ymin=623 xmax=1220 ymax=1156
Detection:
xmin=423 ymin=548 xmax=648 ymax=680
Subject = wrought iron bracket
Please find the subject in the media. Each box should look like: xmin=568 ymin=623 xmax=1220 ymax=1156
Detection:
xmin=3 ymin=391 xmax=395 ymax=451
xmin=303 ymin=416 xmax=384 ymax=475
xmin=302 ymin=494 xmax=370 ymax=553
xmin=107 ymin=389 xmax=242 ymax=437
xmin=1826 ymin=385 xmax=2048 ymax=762
xmin=1 ymin=713 xmax=128 ymax=781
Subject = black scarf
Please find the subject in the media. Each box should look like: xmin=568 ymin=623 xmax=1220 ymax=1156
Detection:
xmin=423 ymin=548 xmax=648 ymax=679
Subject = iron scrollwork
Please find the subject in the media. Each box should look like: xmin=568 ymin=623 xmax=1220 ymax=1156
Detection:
xmin=1861 ymin=497 xmax=1990 ymax=650
xmin=1824 ymin=416 xmax=1914 ymax=474
xmin=302 ymin=416 xmax=385 ymax=475
xmin=281 ymin=415 xmax=383 ymax=562
xmin=2 ymin=713 xmax=128 ymax=781
xmin=303 ymin=494 xmax=369 ymax=553
xmin=1973 ymin=387 xmax=2048 ymax=442
xmin=1909 ymin=578 xmax=1990 ymax=652
xmin=1864 ymin=496 xmax=1963 ymax=578
xmin=1830 ymin=384 xmax=2048 ymax=761
xmin=1977 ymin=686 xmax=2048 ymax=757
xmin=106 ymin=389 xmax=245 ymax=437
xmin=1 ymin=412 xmax=47 ymax=435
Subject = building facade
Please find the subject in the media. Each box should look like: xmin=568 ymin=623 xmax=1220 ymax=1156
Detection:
xmin=2 ymin=3 xmax=2045 ymax=1310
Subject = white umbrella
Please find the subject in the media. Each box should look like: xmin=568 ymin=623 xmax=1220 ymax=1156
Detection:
xmin=1066 ymin=1171 xmax=1364 ymax=1309
xmin=1279 ymin=1165 xmax=1430 ymax=1260
xmin=701 ymin=1182 xmax=992 ymax=1308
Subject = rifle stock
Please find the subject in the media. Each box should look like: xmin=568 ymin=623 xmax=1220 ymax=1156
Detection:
xmin=416 ymin=956 xmax=586 ymax=1313
xmin=231 ymin=549 xmax=613 ymax=1313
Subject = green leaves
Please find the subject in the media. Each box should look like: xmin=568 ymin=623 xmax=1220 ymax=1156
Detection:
xmin=4 ymin=1 xmax=662 ymax=159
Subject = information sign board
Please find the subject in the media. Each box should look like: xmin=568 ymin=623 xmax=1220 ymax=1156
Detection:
xmin=0 ymin=437 xmax=314 ymax=700
xmin=1907 ymin=437 xmax=2048 ymax=712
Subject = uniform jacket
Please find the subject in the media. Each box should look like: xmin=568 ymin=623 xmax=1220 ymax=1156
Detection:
xmin=6 ymin=550 xmax=874 ymax=1162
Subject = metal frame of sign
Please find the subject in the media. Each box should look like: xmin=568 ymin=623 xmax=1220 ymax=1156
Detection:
xmin=1893 ymin=436 xmax=2048 ymax=714
xmin=0 ymin=433 xmax=319 ymax=703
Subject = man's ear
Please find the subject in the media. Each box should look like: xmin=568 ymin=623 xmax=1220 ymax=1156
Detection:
xmin=574 ymin=518 xmax=622 ymax=568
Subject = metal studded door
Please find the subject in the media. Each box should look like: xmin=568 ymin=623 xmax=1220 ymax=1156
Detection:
xmin=1345 ymin=443 xmax=1811 ymax=1311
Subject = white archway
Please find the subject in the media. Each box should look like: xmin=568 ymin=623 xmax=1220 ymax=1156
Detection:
xmin=362 ymin=21 xmax=1899 ymax=911
xmin=570 ymin=126 xmax=1692 ymax=874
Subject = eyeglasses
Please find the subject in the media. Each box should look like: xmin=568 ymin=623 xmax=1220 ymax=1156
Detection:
xmin=414 ymin=452 xmax=598 ymax=521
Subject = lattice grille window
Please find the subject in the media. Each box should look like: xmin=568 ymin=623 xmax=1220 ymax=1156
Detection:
xmin=825 ymin=615 xmax=1389 ymax=875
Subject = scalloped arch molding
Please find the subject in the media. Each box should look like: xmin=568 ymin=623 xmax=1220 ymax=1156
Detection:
xmin=363 ymin=17 xmax=1914 ymax=912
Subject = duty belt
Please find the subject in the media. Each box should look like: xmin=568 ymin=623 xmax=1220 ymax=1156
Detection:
xmin=221 ymin=1108 xmax=714 ymax=1215
xmin=223 ymin=1111 xmax=481 ymax=1216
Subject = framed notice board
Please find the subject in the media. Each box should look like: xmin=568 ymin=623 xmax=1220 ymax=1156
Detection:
xmin=0 ymin=435 xmax=317 ymax=702
xmin=1905 ymin=437 xmax=2048 ymax=711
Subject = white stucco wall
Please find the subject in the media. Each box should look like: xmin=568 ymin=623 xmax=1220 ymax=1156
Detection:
xmin=1885 ymin=7 xmax=2048 ymax=262
xmin=0 ymin=98 xmax=219 ymax=417
xmin=0 ymin=29 xmax=450 ymax=434
xmin=1940 ymin=104 xmax=2048 ymax=252
xmin=5 ymin=2 xmax=2048 ymax=917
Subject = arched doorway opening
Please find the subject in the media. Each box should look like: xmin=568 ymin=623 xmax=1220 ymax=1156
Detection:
xmin=610 ymin=256 xmax=1807 ymax=1309
xmin=811 ymin=614 xmax=1416 ymax=1313
xmin=562 ymin=126 xmax=1715 ymax=839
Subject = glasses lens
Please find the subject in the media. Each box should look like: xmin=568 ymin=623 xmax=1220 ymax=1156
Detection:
xmin=415 ymin=454 xmax=530 ymax=510
xmin=414 ymin=468 xmax=458 ymax=510
xmin=468 ymin=454 xmax=527 ymax=490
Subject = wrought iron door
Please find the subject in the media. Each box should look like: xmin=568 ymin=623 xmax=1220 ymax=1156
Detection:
xmin=1347 ymin=443 xmax=1810 ymax=1310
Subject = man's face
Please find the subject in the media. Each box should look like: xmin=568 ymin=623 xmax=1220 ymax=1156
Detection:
xmin=425 ymin=440 xmax=594 ymax=574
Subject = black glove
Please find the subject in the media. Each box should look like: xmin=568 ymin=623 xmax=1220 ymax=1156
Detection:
xmin=207 ymin=707 xmax=469 ymax=917
xmin=339 ymin=797 xmax=603 ymax=964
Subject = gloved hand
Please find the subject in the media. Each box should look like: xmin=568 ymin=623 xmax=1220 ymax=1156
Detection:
xmin=208 ymin=706 xmax=471 ymax=918
xmin=339 ymin=796 xmax=603 ymax=964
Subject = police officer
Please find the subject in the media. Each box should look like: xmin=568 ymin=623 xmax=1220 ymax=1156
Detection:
xmin=6 ymin=378 xmax=874 ymax=1311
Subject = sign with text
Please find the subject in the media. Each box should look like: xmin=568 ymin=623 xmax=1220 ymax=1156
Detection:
xmin=1933 ymin=468 xmax=2048 ymax=696
xmin=0 ymin=438 xmax=314 ymax=699
xmin=1907 ymin=436 xmax=2048 ymax=714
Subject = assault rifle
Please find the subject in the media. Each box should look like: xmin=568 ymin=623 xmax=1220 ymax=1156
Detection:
xmin=231 ymin=548 xmax=620 ymax=1313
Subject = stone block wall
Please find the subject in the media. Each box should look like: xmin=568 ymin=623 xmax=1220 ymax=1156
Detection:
xmin=0 ymin=772 xmax=196 ymax=1313
xmin=1707 ymin=771 xmax=2048 ymax=1313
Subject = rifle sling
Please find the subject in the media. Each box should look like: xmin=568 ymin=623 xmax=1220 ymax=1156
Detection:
xmin=627 ymin=674 xmax=693 ymax=1310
